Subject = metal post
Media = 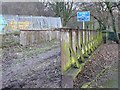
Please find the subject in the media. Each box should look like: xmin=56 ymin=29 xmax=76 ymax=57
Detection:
xmin=83 ymin=21 xmax=85 ymax=29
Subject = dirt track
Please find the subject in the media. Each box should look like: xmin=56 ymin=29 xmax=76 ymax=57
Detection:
xmin=2 ymin=47 xmax=61 ymax=88
xmin=1 ymin=42 xmax=118 ymax=89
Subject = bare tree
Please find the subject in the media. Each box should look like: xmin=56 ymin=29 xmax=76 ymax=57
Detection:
xmin=2 ymin=2 xmax=54 ymax=16
xmin=78 ymin=2 xmax=119 ymax=43
xmin=104 ymin=2 xmax=119 ymax=43
xmin=49 ymin=2 xmax=76 ymax=27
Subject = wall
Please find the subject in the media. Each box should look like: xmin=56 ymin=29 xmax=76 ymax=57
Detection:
xmin=3 ymin=15 xmax=62 ymax=32
xmin=20 ymin=29 xmax=60 ymax=46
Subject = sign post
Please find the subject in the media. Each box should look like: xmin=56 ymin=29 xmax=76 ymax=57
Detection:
xmin=77 ymin=11 xmax=90 ymax=29
xmin=83 ymin=21 xmax=85 ymax=29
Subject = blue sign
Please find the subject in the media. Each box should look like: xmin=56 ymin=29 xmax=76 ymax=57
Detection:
xmin=77 ymin=11 xmax=90 ymax=22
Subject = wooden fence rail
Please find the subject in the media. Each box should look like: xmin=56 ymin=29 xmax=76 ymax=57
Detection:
xmin=1 ymin=28 xmax=103 ymax=87
xmin=60 ymin=28 xmax=102 ymax=88
xmin=20 ymin=30 xmax=60 ymax=46
xmin=60 ymin=28 xmax=102 ymax=73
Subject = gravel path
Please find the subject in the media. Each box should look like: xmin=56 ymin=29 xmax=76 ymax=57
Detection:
xmin=74 ymin=43 xmax=118 ymax=88
xmin=2 ymin=47 xmax=61 ymax=88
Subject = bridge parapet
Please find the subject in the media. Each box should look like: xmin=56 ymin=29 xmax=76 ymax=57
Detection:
xmin=60 ymin=28 xmax=102 ymax=88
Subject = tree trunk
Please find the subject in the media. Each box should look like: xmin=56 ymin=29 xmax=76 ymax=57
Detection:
xmin=112 ymin=15 xmax=119 ymax=44
xmin=110 ymin=9 xmax=119 ymax=44
xmin=105 ymin=2 xmax=119 ymax=44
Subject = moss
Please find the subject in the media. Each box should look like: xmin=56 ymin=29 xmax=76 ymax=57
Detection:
xmin=62 ymin=30 xmax=103 ymax=74
xmin=62 ymin=39 xmax=72 ymax=72
xmin=81 ymin=82 xmax=91 ymax=88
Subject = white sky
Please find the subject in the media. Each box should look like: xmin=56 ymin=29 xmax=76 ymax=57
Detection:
xmin=0 ymin=0 xmax=119 ymax=2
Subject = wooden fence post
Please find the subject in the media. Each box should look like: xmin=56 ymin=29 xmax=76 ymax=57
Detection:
xmin=61 ymin=28 xmax=71 ymax=73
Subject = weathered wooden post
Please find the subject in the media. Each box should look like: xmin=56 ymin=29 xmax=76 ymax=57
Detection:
xmin=0 ymin=34 xmax=3 ymax=48
xmin=40 ymin=31 xmax=44 ymax=43
xmin=34 ymin=31 xmax=38 ymax=44
xmin=86 ymin=30 xmax=90 ymax=54
xmin=72 ymin=30 xmax=77 ymax=55
xmin=89 ymin=30 xmax=94 ymax=52
xmin=36 ymin=31 xmax=39 ymax=44
xmin=79 ymin=30 xmax=86 ymax=61
xmin=53 ymin=30 xmax=56 ymax=40
xmin=84 ymin=30 xmax=88 ymax=57
xmin=88 ymin=30 xmax=91 ymax=54
xmin=61 ymin=28 xmax=71 ymax=72
xmin=61 ymin=28 xmax=103 ymax=88
xmin=56 ymin=30 xmax=60 ymax=40
xmin=81 ymin=30 xmax=85 ymax=55
xmin=88 ymin=30 xmax=91 ymax=53
xmin=82 ymin=30 xmax=89 ymax=58
xmin=21 ymin=30 xmax=28 ymax=46
xmin=61 ymin=28 xmax=74 ymax=88
xmin=49 ymin=30 xmax=51 ymax=41
xmin=27 ymin=31 xmax=30 ymax=45
xmin=77 ymin=30 xmax=84 ymax=62
xmin=93 ymin=31 xmax=97 ymax=49
xmin=33 ymin=31 xmax=35 ymax=45
xmin=61 ymin=28 xmax=82 ymax=88
xmin=31 ymin=31 xmax=34 ymax=45
xmin=91 ymin=31 xmax=95 ymax=51
xmin=20 ymin=30 xmax=24 ymax=45
xmin=70 ymin=29 xmax=80 ymax=68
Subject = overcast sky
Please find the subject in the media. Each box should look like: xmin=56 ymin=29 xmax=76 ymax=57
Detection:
xmin=0 ymin=0 xmax=119 ymax=2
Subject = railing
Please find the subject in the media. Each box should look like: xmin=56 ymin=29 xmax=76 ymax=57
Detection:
xmin=60 ymin=28 xmax=103 ymax=74
xmin=20 ymin=29 xmax=60 ymax=46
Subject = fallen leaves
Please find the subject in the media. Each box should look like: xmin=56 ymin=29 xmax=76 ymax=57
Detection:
xmin=74 ymin=43 xmax=118 ymax=88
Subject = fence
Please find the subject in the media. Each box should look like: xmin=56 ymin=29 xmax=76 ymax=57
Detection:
xmin=60 ymin=28 xmax=103 ymax=73
xmin=2 ymin=15 xmax=62 ymax=33
xmin=20 ymin=29 xmax=60 ymax=46
xmin=0 ymin=15 xmax=62 ymax=47
xmin=60 ymin=28 xmax=103 ymax=88
xmin=20 ymin=28 xmax=102 ymax=72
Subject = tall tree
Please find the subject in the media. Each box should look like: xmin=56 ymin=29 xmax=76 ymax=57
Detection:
xmin=49 ymin=2 xmax=76 ymax=27
xmin=79 ymin=2 xmax=109 ymax=30
xmin=78 ymin=2 xmax=119 ymax=43
xmin=104 ymin=2 xmax=119 ymax=43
